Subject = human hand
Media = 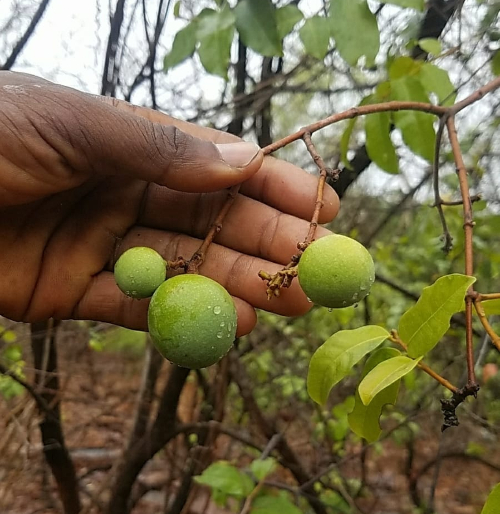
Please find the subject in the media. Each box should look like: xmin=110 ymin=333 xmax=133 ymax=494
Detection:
xmin=0 ymin=72 xmax=339 ymax=335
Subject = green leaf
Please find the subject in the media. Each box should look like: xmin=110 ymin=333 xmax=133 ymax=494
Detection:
xmin=329 ymin=0 xmax=380 ymax=67
xmin=399 ymin=274 xmax=476 ymax=358
xmin=198 ymin=26 xmax=234 ymax=78
xmin=340 ymin=95 xmax=373 ymax=168
xmin=164 ymin=22 xmax=197 ymax=70
xmin=3 ymin=344 xmax=22 ymax=363
xmin=196 ymin=7 xmax=234 ymax=39
xmin=359 ymin=355 xmax=420 ymax=406
xmin=365 ymin=111 xmax=399 ymax=174
xmin=382 ymin=0 xmax=424 ymax=9
xmin=299 ymin=16 xmax=331 ymax=60
xmin=481 ymin=483 xmax=500 ymax=514
xmin=194 ymin=461 xmax=254 ymax=497
xmin=481 ymin=299 xmax=500 ymax=315
xmin=492 ymin=50 xmax=500 ymax=76
xmin=276 ymin=4 xmax=303 ymax=40
xmin=234 ymin=0 xmax=282 ymax=57
xmin=250 ymin=457 xmax=276 ymax=481
xmin=348 ymin=348 xmax=401 ymax=442
xmin=251 ymin=495 xmax=302 ymax=514
xmin=2 ymin=330 xmax=17 ymax=343
xmin=418 ymin=38 xmax=442 ymax=56
xmin=419 ymin=63 xmax=456 ymax=106
xmin=196 ymin=7 xmax=235 ymax=78
xmin=308 ymin=326 xmax=390 ymax=405
xmin=389 ymin=76 xmax=436 ymax=161
xmin=389 ymin=56 xmax=421 ymax=80
xmin=173 ymin=1 xmax=181 ymax=18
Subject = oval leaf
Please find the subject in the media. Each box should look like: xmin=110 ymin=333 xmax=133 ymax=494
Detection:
xmin=329 ymin=0 xmax=380 ymax=67
xmin=481 ymin=483 xmax=500 ymax=514
xmin=252 ymin=495 xmax=302 ymax=514
xmin=418 ymin=38 xmax=442 ymax=56
xmin=389 ymin=76 xmax=435 ymax=162
xmin=164 ymin=22 xmax=197 ymax=70
xmin=194 ymin=461 xmax=253 ymax=497
xmin=299 ymin=16 xmax=331 ymax=60
xmin=276 ymin=4 xmax=303 ymax=40
xmin=359 ymin=355 xmax=420 ymax=406
xmin=418 ymin=62 xmax=456 ymax=106
xmin=308 ymin=326 xmax=390 ymax=405
xmin=482 ymin=299 xmax=500 ymax=316
xmin=250 ymin=457 xmax=276 ymax=481
xmin=348 ymin=348 xmax=401 ymax=442
xmin=234 ymin=0 xmax=282 ymax=57
xmin=198 ymin=26 xmax=234 ymax=78
xmin=365 ymin=111 xmax=399 ymax=174
xmin=399 ymin=274 xmax=476 ymax=358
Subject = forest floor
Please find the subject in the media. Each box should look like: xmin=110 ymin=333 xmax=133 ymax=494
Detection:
xmin=1 ymin=321 xmax=499 ymax=514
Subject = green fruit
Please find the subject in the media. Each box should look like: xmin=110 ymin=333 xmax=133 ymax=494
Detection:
xmin=114 ymin=247 xmax=167 ymax=299
xmin=298 ymin=234 xmax=375 ymax=309
xmin=148 ymin=274 xmax=237 ymax=369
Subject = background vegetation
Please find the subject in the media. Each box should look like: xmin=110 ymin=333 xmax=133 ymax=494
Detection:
xmin=1 ymin=0 xmax=500 ymax=513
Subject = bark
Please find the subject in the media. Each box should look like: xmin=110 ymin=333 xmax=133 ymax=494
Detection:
xmin=1 ymin=0 xmax=52 ymax=70
xmin=31 ymin=320 xmax=81 ymax=514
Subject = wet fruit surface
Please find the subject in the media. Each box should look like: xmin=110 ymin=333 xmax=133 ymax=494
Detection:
xmin=114 ymin=247 xmax=167 ymax=299
xmin=148 ymin=274 xmax=237 ymax=369
xmin=298 ymin=234 xmax=375 ymax=308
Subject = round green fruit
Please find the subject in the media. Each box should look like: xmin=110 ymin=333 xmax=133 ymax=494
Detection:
xmin=298 ymin=234 xmax=375 ymax=309
xmin=148 ymin=274 xmax=237 ymax=369
xmin=114 ymin=247 xmax=167 ymax=299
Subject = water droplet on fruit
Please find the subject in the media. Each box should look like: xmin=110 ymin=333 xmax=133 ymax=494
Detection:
xmin=216 ymin=332 xmax=223 ymax=339
xmin=342 ymin=300 xmax=347 ymax=306
xmin=220 ymin=321 xmax=225 ymax=327
xmin=360 ymin=285 xmax=366 ymax=291
xmin=307 ymin=297 xmax=312 ymax=303
xmin=213 ymin=306 xmax=221 ymax=314
xmin=328 ymin=308 xmax=333 ymax=313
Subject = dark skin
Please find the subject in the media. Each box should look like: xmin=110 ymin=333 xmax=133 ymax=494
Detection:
xmin=0 ymin=72 xmax=339 ymax=336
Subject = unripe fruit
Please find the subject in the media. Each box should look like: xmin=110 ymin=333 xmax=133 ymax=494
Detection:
xmin=148 ymin=274 xmax=237 ymax=369
xmin=298 ymin=234 xmax=375 ymax=309
xmin=114 ymin=247 xmax=167 ymax=299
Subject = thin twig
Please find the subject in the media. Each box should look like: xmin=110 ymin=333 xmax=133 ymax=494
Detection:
xmin=390 ymin=332 xmax=458 ymax=393
xmin=302 ymin=132 xmax=330 ymax=244
xmin=433 ymin=118 xmax=453 ymax=252
xmin=447 ymin=116 xmax=476 ymax=385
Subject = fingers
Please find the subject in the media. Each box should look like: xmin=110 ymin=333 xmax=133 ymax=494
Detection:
xmin=139 ymin=187 xmax=332 ymax=264
xmin=102 ymin=96 xmax=340 ymax=222
xmin=112 ymin=227 xmax=312 ymax=316
xmin=73 ymin=272 xmax=258 ymax=336
xmin=240 ymin=156 xmax=340 ymax=223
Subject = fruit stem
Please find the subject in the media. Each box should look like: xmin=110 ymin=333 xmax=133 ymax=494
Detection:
xmin=187 ymin=185 xmax=240 ymax=274
xmin=302 ymin=132 xmax=336 ymax=245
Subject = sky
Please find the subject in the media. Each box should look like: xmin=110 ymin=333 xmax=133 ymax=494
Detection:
xmin=1 ymin=0 xmax=497 ymax=202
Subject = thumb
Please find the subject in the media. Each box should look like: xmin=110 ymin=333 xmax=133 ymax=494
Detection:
xmin=52 ymin=89 xmax=264 ymax=192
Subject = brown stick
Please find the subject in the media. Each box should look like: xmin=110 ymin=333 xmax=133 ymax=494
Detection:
xmin=446 ymin=117 xmax=476 ymax=385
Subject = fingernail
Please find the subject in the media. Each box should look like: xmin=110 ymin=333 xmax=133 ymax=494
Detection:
xmin=216 ymin=142 xmax=261 ymax=168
